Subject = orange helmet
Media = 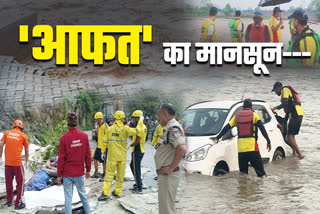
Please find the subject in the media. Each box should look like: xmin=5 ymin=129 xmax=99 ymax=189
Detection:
xmin=13 ymin=120 xmax=24 ymax=129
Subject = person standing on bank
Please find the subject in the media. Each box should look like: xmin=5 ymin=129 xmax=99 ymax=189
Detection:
xmin=0 ymin=120 xmax=29 ymax=210
xmin=57 ymin=113 xmax=92 ymax=214
xmin=211 ymin=99 xmax=271 ymax=177
xmin=155 ymin=103 xmax=186 ymax=214
xmin=271 ymin=82 xmax=304 ymax=159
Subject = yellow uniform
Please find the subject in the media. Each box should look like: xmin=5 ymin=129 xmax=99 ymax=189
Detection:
xmin=282 ymin=87 xmax=303 ymax=118
xmin=151 ymin=124 xmax=164 ymax=147
xmin=98 ymin=123 xmax=109 ymax=151
xmin=201 ymin=19 xmax=217 ymax=42
xmin=229 ymin=112 xmax=261 ymax=153
xmin=269 ymin=16 xmax=282 ymax=42
xmin=102 ymin=121 xmax=137 ymax=196
xmin=131 ymin=120 xmax=147 ymax=153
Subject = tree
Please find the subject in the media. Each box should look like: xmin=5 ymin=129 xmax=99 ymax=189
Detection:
xmin=223 ymin=3 xmax=232 ymax=16
xmin=310 ymin=0 xmax=320 ymax=18
xmin=254 ymin=6 xmax=261 ymax=11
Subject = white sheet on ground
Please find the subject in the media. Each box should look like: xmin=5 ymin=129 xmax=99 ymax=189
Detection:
xmin=24 ymin=185 xmax=90 ymax=209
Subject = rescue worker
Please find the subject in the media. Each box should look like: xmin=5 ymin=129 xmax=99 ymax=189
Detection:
xmin=287 ymin=8 xmax=320 ymax=68
xmin=0 ymin=120 xmax=28 ymax=210
xmin=151 ymin=124 xmax=164 ymax=148
xmin=155 ymin=103 xmax=186 ymax=214
xmin=151 ymin=123 xmax=164 ymax=181
xmin=245 ymin=11 xmax=271 ymax=43
xmin=57 ymin=113 xmax=91 ymax=214
xmin=98 ymin=111 xmax=140 ymax=200
xmin=200 ymin=7 xmax=218 ymax=42
xmin=228 ymin=10 xmax=244 ymax=42
xmin=269 ymin=7 xmax=284 ymax=43
xmin=91 ymin=112 xmax=109 ymax=181
xmin=129 ymin=110 xmax=147 ymax=194
xmin=211 ymin=99 xmax=271 ymax=177
xmin=271 ymin=82 xmax=304 ymax=159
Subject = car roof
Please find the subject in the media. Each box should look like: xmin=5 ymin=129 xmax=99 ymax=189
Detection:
xmin=186 ymin=100 xmax=266 ymax=110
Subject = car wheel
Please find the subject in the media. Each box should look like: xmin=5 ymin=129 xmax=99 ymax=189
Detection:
xmin=213 ymin=161 xmax=229 ymax=176
xmin=273 ymin=149 xmax=284 ymax=161
xmin=213 ymin=168 xmax=227 ymax=176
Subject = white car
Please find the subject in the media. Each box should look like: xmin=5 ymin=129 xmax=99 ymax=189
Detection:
xmin=183 ymin=100 xmax=287 ymax=176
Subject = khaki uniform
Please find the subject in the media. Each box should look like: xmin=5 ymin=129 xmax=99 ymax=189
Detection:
xmin=154 ymin=118 xmax=185 ymax=214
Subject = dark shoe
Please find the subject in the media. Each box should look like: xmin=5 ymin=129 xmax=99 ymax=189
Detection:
xmin=98 ymin=173 xmax=105 ymax=182
xmin=6 ymin=201 xmax=12 ymax=207
xmin=91 ymin=171 xmax=100 ymax=178
xmin=130 ymin=188 xmax=142 ymax=194
xmin=98 ymin=192 xmax=111 ymax=201
xmin=133 ymin=184 xmax=147 ymax=190
xmin=112 ymin=191 xmax=120 ymax=198
xmin=14 ymin=203 xmax=25 ymax=210
xmin=154 ymin=176 xmax=158 ymax=180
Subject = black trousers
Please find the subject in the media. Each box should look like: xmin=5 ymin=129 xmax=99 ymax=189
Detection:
xmin=238 ymin=152 xmax=266 ymax=177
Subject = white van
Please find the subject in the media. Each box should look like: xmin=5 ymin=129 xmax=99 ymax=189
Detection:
xmin=183 ymin=100 xmax=287 ymax=176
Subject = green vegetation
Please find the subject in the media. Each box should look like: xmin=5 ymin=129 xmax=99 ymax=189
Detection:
xmin=125 ymin=90 xmax=183 ymax=119
xmin=223 ymin=3 xmax=232 ymax=16
xmin=29 ymin=91 xmax=103 ymax=161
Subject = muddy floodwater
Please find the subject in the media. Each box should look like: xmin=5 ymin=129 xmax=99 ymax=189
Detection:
xmin=163 ymin=66 xmax=320 ymax=214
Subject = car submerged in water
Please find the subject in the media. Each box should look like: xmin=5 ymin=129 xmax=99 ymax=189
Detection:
xmin=183 ymin=100 xmax=287 ymax=176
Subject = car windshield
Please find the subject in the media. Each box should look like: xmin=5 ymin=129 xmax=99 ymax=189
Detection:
xmin=183 ymin=108 xmax=229 ymax=136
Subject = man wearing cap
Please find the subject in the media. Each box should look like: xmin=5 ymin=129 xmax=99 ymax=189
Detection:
xmin=0 ymin=120 xmax=29 ymax=210
xmin=129 ymin=110 xmax=147 ymax=194
xmin=155 ymin=103 xmax=186 ymax=214
xmin=245 ymin=11 xmax=271 ymax=43
xmin=228 ymin=10 xmax=244 ymax=42
xmin=271 ymin=82 xmax=304 ymax=159
xmin=57 ymin=113 xmax=91 ymax=214
xmin=287 ymin=8 xmax=320 ymax=68
xmin=269 ymin=7 xmax=284 ymax=43
xmin=91 ymin=112 xmax=109 ymax=181
xmin=201 ymin=7 xmax=218 ymax=42
xmin=211 ymin=99 xmax=271 ymax=177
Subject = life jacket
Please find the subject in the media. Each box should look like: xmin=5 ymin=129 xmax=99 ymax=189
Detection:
xmin=288 ymin=27 xmax=320 ymax=66
xmin=235 ymin=109 xmax=254 ymax=138
xmin=245 ymin=24 xmax=270 ymax=42
xmin=228 ymin=18 xmax=244 ymax=38
xmin=281 ymin=86 xmax=301 ymax=114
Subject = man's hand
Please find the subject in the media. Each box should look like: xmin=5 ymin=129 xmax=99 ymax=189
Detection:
xmin=85 ymin=172 xmax=90 ymax=179
xmin=267 ymin=143 xmax=271 ymax=152
xmin=101 ymin=153 xmax=105 ymax=161
xmin=57 ymin=177 xmax=62 ymax=185
xmin=209 ymin=137 xmax=219 ymax=144
xmin=281 ymin=25 xmax=284 ymax=29
xmin=24 ymin=161 xmax=28 ymax=170
xmin=159 ymin=165 xmax=174 ymax=175
xmin=271 ymin=107 xmax=277 ymax=112
xmin=280 ymin=19 xmax=283 ymax=25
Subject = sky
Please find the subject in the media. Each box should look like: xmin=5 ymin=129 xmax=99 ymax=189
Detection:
xmin=185 ymin=0 xmax=314 ymax=10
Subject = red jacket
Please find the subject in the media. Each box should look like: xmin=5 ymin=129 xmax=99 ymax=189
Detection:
xmin=57 ymin=128 xmax=91 ymax=177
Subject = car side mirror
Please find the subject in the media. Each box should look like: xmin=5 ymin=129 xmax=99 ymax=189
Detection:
xmin=222 ymin=127 xmax=237 ymax=141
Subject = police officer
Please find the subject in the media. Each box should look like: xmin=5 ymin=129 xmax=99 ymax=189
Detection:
xmin=211 ymin=99 xmax=271 ymax=177
xmin=98 ymin=111 xmax=140 ymax=201
xmin=271 ymin=82 xmax=304 ymax=159
xmin=155 ymin=104 xmax=186 ymax=214
xmin=91 ymin=112 xmax=109 ymax=181
xmin=129 ymin=110 xmax=147 ymax=194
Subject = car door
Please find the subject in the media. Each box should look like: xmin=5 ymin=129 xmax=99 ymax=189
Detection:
xmin=252 ymin=104 xmax=272 ymax=161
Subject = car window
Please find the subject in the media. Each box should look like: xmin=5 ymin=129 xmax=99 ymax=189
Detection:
xmin=231 ymin=104 xmax=271 ymax=124
xmin=252 ymin=105 xmax=271 ymax=124
xmin=183 ymin=108 xmax=229 ymax=136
